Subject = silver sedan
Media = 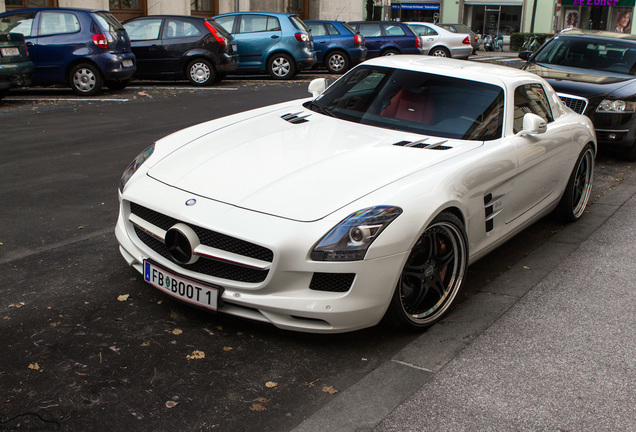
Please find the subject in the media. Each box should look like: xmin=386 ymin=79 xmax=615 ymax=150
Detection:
xmin=406 ymin=22 xmax=473 ymax=59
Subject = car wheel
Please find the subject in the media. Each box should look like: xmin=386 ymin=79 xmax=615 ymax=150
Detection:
xmin=554 ymin=143 xmax=595 ymax=222
xmin=267 ymin=53 xmax=296 ymax=79
xmin=325 ymin=50 xmax=350 ymax=74
xmin=430 ymin=47 xmax=450 ymax=57
xmin=384 ymin=212 xmax=468 ymax=331
xmin=106 ymin=79 xmax=130 ymax=91
xmin=187 ymin=59 xmax=216 ymax=86
xmin=381 ymin=48 xmax=399 ymax=56
xmin=69 ymin=63 xmax=103 ymax=96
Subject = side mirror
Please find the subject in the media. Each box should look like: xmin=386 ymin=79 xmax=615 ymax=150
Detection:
xmin=516 ymin=113 xmax=547 ymax=136
xmin=518 ymin=51 xmax=532 ymax=61
xmin=308 ymin=78 xmax=328 ymax=98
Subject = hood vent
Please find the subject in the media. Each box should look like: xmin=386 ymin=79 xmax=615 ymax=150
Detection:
xmin=394 ymin=138 xmax=451 ymax=150
xmin=281 ymin=112 xmax=311 ymax=124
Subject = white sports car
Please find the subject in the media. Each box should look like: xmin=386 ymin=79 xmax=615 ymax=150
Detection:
xmin=116 ymin=56 xmax=596 ymax=333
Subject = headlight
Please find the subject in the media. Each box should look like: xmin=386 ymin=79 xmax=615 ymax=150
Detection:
xmin=596 ymin=99 xmax=636 ymax=113
xmin=119 ymin=144 xmax=155 ymax=192
xmin=311 ymin=206 xmax=402 ymax=261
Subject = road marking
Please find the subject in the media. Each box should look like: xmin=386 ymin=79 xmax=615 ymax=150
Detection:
xmin=3 ymin=97 xmax=131 ymax=102
xmin=128 ymin=86 xmax=239 ymax=91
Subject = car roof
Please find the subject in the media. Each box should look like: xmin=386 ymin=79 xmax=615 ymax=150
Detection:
xmin=558 ymin=29 xmax=636 ymax=42
xmin=0 ymin=7 xmax=106 ymax=14
xmin=214 ymin=11 xmax=296 ymax=18
xmin=125 ymin=15 xmax=204 ymax=20
xmin=363 ymin=55 xmax=544 ymax=88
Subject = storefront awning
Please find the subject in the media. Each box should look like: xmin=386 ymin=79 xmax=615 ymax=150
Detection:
xmin=463 ymin=0 xmax=522 ymax=5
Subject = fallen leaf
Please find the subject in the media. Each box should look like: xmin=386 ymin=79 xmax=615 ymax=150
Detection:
xmin=50 ymin=322 xmax=61 ymax=328
xmin=265 ymin=381 xmax=278 ymax=388
xmin=28 ymin=363 xmax=40 ymax=371
xmin=140 ymin=341 xmax=150 ymax=347
xmin=117 ymin=294 xmax=129 ymax=302
xmin=165 ymin=401 xmax=179 ymax=408
xmin=172 ymin=328 xmax=183 ymax=335
xmin=9 ymin=302 xmax=25 ymax=308
xmin=250 ymin=403 xmax=267 ymax=412
xmin=186 ymin=350 xmax=205 ymax=360
xmin=361 ymin=358 xmax=368 ymax=361
xmin=257 ymin=397 xmax=270 ymax=403
xmin=322 ymin=385 xmax=339 ymax=394
xmin=216 ymin=326 xmax=223 ymax=331
xmin=78 ymin=226 xmax=84 ymax=230
xmin=222 ymin=346 xmax=233 ymax=352
xmin=523 ymin=266 xmax=530 ymax=270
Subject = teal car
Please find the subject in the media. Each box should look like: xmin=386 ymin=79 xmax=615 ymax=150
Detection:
xmin=0 ymin=32 xmax=33 ymax=100
xmin=214 ymin=11 xmax=316 ymax=79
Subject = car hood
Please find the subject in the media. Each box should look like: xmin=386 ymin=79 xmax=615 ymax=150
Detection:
xmin=147 ymin=106 xmax=480 ymax=222
xmin=524 ymin=62 xmax=636 ymax=97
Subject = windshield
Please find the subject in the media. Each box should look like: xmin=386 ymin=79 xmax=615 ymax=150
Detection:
xmin=307 ymin=66 xmax=504 ymax=141
xmin=533 ymin=36 xmax=636 ymax=75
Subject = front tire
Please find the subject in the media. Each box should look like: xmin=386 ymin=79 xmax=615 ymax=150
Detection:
xmin=555 ymin=143 xmax=594 ymax=222
xmin=384 ymin=212 xmax=468 ymax=331
xmin=187 ymin=59 xmax=216 ymax=86
xmin=69 ymin=63 xmax=103 ymax=96
xmin=267 ymin=53 xmax=296 ymax=79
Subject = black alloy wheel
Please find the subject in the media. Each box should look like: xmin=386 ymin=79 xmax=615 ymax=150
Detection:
xmin=555 ymin=143 xmax=595 ymax=222
xmin=385 ymin=212 xmax=468 ymax=330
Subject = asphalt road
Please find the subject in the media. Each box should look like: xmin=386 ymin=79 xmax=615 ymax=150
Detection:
xmin=0 ymin=70 xmax=633 ymax=431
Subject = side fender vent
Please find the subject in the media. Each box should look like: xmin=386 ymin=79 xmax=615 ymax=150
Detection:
xmin=282 ymin=112 xmax=311 ymax=124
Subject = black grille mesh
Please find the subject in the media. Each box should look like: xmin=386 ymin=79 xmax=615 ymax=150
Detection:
xmin=129 ymin=202 xmax=272 ymax=283
xmin=559 ymin=95 xmax=587 ymax=115
xmin=309 ymin=273 xmax=355 ymax=292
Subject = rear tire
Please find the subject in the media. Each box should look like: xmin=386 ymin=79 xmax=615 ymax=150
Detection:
xmin=383 ymin=212 xmax=468 ymax=331
xmin=381 ymin=48 xmax=399 ymax=56
xmin=554 ymin=143 xmax=594 ymax=222
xmin=430 ymin=46 xmax=450 ymax=57
xmin=187 ymin=59 xmax=216 ymax=86
xmin=325 ymin=50 xmax=350 ymax=74
xmin=69 ymin=63 xmax=103 ymax=96
xmin=267 ymin=53 xmax=296 ymax=79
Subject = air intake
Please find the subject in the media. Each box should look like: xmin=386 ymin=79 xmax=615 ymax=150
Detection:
xmin=281 ymin=112 xmax=311 ymax=124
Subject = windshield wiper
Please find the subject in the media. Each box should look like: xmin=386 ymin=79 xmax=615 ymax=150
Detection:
xmin=309 ymin=101 xmax=336 ymax=118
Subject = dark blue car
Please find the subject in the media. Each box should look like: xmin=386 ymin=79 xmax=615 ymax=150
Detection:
xmin=0 ymin=7 xmax=136 ymax=95
xmin=304 ymin=20 xmax=367 ymax=74
xmin=348 ymin=21 xmax=422 ymax=58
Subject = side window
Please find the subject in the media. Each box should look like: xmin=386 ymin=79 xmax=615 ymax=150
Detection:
xmin=165 ymin=19 xmax=201 ymax=38
xmin=215 ymin=15 xmax=235 ymax=33
xmin=307 ymin=23 xmax=326 ymax=36
xmin=238 ymin=15 xmax=280 ymax=33
xmin=423 ymin=26 xmax=438 ymax=36
xmin=325 ymin=23 xmax=340 ymax=36
xmin=124 ymin=19 xmax=162 ymax=41
xmin=384 ymin=24 xmax=406 ymax=37
xmin=39 ymin=12 xmax=80 ymax=36
xmin=514 ymin=84 xmax=554 ymax=133
xmin=0 ymin=12 xmax=36 ymax=36
xmin=358 ymin=23 xmax=381 ymax=37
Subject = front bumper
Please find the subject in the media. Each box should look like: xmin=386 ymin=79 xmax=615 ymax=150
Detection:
xmin=588 ymin=110 xmax=636 ymax=151
xmin=116 ymin=178 xmax=408 ymax=333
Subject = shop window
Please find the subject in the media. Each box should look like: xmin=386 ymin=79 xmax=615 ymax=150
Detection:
xmin=5 ymin=0 xmax=57 ymax=9
xmin=191 ymin=0 xmax=217 ymax=17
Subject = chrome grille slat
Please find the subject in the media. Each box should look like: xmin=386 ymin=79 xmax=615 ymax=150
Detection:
xmin=557 ymin=93 xmax=588 ymax=115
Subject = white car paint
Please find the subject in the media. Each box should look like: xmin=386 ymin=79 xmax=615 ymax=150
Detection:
xmin=116 ymin=56 xmax=596 ymax=333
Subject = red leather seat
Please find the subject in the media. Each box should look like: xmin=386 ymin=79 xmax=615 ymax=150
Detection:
xmin=381 ymin=88 xmax=434 ymax=124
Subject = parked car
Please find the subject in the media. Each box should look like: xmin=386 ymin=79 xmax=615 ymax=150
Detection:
xmin=406 ymin=22 xmax=472 ymax=59
xmin=440 ymin=23 xmax=479 ymax=54
xmin=348 ymin=21 xmax=422 ymax=58
xmin=304 ymin=20 xmax=367 ymax=74
xmin=0 ymin=7 xmax=135 ymax=96
xmin=0 ymin=32 xmax=33 ymax=100
xmin=520 ymin=30 xmax=636 ymax=160
xmin=213 ymin=11 xmax=315 ymax=79
xmin=123 ymin=15 xmax=238 ymax=85
xmin=116 ymin=55 xmax=596 ymax=333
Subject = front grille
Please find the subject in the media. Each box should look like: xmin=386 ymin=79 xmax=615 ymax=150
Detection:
xmin=309 ymin=273 xmax=356 ymax=292
xmin=558 ymin=93 xmax=588 ymax=115
xmin=129 ymin=202 xmax=273 ymax=283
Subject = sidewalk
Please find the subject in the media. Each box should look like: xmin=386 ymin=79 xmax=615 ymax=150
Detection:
xmin=293 ymin=173 xmax=636 ymax=431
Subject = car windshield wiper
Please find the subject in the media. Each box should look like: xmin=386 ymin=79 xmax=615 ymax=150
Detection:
xmin=309 ymin=101 xmax=336 ymax=118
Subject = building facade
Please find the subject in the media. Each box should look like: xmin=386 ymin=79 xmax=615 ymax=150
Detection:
xmin=0 ymin=0 xmax=634 ymax=36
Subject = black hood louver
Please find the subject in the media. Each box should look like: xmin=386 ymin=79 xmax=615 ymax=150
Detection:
xmin=394 ymin=138 xmax=451 ymax=150
xmin=281 ymin=112 xmax=311 ymax=124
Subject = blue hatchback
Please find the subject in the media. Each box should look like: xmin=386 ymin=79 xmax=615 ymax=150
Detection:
xmin=214 ymin=11 xmax=315 ymax=79
xmin=304 ymin=20 xmax=367 ymax=74
xmin=348 ymin=21 xmax=422 ymax=58
xmin=0 ymin=7 xmax=136 ymax=95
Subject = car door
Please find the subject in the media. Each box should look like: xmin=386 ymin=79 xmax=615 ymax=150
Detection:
xmin=33 ymin=10 xmax=83 ymax=83
xmin=507 ymin=83 xmax=571 ymax=222
xmin=225 ymin=14 xmax=282 ymax=71
xmin=306 ymin=22 xmax=328 ymax=62
xmin=124 ymin=18 xmax=164 ymax=77
xmin=161 ymin=18 xmax=202 ymax=76
xmin=355 ymin=22 xmax=382 ymax=57
xmin=412 ymin=24 xmax=440 ymax=53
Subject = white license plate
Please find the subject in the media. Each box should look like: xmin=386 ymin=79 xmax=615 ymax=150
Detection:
xmin=144 ymin=261 xmax=221 ymax=311
xmin=1 ymin=47 xmax=20 ymax=57
xmin=122 ymin=59 xmax=133 ymax=67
